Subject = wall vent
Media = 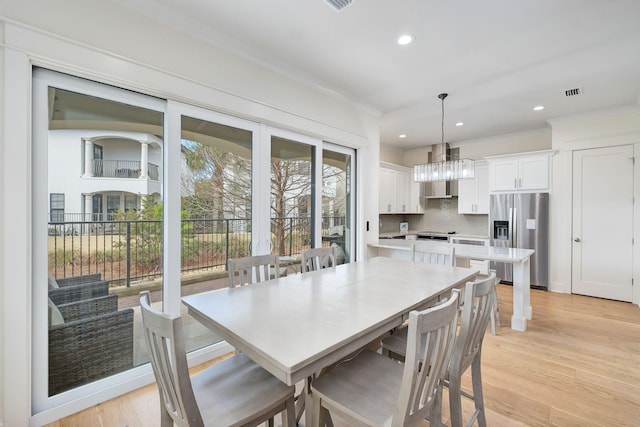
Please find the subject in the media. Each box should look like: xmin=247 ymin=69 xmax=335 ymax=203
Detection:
xmin=325 ymin=0 xmax=356 ymax=11
xmin=564 ymin=87 xmax=583 ymax=97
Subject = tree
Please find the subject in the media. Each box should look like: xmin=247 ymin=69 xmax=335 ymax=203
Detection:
xmin=271 ymin=159 xmax=312 ymax=255
xmin=181 ymin=141 xmax=251 ymax=233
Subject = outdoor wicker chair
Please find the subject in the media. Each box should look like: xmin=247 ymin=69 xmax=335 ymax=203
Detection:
xmin=48 ymin=295 xmax=134 ymax=395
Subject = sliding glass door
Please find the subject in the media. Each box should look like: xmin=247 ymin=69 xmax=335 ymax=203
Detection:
xmin=178 ymin=108 xmax=259 ymax=353
xmin=32 ymin=69 xmax=166 ymax=409
xmin=269 ymin=133 xmax=315 ymax=257
xmin=32 ymin=69 xmax=357 ymax=413
xmin=322 ymin=144 xmax=354 ymax=263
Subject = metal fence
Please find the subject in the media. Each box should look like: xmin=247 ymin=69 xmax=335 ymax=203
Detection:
xmin=48 ymin=216 xmax=345 ymax=286
xmin=92 ymin=159 xmax=160 ymax=181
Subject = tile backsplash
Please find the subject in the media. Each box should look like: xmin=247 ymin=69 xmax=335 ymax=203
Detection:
xmin=379 ymin=198 xmax=489 ymax=236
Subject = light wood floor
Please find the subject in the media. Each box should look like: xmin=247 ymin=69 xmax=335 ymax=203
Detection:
xmin=46 ymin=285 xmax=640 ymax=427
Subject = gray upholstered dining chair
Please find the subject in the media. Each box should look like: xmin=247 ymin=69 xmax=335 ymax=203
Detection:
xmin=300 ymin=247 xmax=336 ymax=273
xmin=412 ymin=241 xmax=456 ymax=266
xmin=139 ymin=291 xmax=296 ymax=427
xmin=310 ymin=289 xmax=461 ymax=427
xmin=380 ymin=271 xmax=497 ymax=427
xmin=227 ymin=253 xmax=280 ymax=287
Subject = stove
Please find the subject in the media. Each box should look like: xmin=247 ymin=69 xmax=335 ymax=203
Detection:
xmin=416 ymin=230 xmax=456 ymax=241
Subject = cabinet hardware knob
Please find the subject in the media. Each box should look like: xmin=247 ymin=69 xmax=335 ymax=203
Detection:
xmin=574 ymin=238 xmax=581 ymax=242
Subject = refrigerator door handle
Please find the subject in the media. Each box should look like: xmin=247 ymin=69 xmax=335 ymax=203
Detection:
xmin=511 ymin=207 xmax=517 ymax=247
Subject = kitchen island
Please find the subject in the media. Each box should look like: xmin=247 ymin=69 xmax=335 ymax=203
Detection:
xmin=368 ymin=239 xmax=535 ymax=332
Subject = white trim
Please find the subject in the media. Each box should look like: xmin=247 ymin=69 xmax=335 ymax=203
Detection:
xmin=3 ymin=46 xmax=32 ymax=427
xmin=163 ymin=101 xmax=181 ymax=315
xmin=554 ymin=132 xmax=640 ymax=152
xmin=3 ymin=22 xmax=371 ymax=149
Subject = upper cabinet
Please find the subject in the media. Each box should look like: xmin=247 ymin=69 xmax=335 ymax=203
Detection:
xmin=458 ymin=160 xmax=489 ymax=214
xmin=486 ymin=150 xmax=554 ymax=193
xmin=379 ymin=162 xmax=424 ymax=214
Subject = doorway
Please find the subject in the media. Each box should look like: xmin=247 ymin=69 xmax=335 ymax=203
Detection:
xmin=572 ymin=145 xmax=633 ymax=301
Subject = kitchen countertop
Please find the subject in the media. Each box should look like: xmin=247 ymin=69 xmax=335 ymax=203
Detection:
xmin=379 ymin=231 xmax=489 ymax=240
xmin=370 ymin=239 xmax=534 ymax=263
xmin=369 ymin=239 xmax=536 ymax=332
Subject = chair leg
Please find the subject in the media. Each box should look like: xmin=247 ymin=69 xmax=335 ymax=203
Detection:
xmin=282 ymin=396 xmax=296 ymax=427
xmin=428 ymin=382 xmax=447 ymax=427
xmin=493 ymin=286 xmax=501 ymax=327
xmin=312 ymin=393 xmax=329 ymax=427
xmin=448 ymin=372 xmax=464 ymax=427
xmin=471 ymin=355 xmax=487 ymax=427
xmin=159 ymin=406 xmax=173 ymax=427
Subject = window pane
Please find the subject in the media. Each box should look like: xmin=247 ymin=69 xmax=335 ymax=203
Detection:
xmin=180 ymin=115 xmax=253 ymax=353
xmin=45 ymin=86 xmax=164 ymax=396
xmin=271 ymin=136 xmax=313 ymax=258
xmin=124 ymin=195 xmax=138 ymax=212
xmin=322 ymin=149 xmax=351 ymax=263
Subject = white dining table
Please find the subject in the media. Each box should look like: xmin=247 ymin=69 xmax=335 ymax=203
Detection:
xmin=182 ymin=256 xmax=478 ymax=426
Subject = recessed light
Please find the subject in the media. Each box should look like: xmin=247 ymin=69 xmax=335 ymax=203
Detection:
xmin=455 ymin=122 xmax=464 ymax=127
xmin=533 ymin=105 xmax=545 ymax=111
xmin=399 ymin=134 xmax=407 ymax=138
xmin=397 ymin=34 xmax=414 ymax=45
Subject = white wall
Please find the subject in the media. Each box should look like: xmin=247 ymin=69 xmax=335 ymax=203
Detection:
xmin=0 ymin=19 xmax=5 ymax=427
xmin=548 ymin=106 xmax=640 ymax=296
xmin=389 ymin=127 xmax=552 ymax=167
xmin=0 ymin=2 xmax=380 ymax=425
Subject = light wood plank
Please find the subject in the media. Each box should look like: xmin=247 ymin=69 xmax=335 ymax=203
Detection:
xmin=47 ymin=286 xmax=640 ymax=427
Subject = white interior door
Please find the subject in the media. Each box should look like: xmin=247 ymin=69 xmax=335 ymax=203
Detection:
xmin=572 ymin=145 xmax=633 ymax=301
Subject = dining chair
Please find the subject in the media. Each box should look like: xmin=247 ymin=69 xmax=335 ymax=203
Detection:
xmin=300 ymin=247 xmax=336 ymax=273
xmin=469 ymin=261 xmax=501 ymax=335
xmin=228 ymin=254 xmax=280 ymax=287
xmin=139 ymin=291 xmax=296 ymax=427
xmin=412 ymin=241 xmax=455 ymax=266
xmin=310 ymin=289 xmax=461 ymax=427
xmin=379 ymin=271 xmax=497 ymax=427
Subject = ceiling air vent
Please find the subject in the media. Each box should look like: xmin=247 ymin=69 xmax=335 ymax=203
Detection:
xmin=325 ymin=0 xmax=356 ymax=11
xmin=564 ymin=87 xmax=583 ymax=97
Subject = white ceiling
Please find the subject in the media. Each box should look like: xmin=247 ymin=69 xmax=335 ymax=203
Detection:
xmin=115 ymin=0 xmax=640 ymax=150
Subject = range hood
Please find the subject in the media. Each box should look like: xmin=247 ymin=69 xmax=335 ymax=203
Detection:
xmin=422 ymin=143 xmax=459 ymax=198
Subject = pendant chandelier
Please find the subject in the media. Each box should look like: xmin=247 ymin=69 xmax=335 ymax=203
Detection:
xmin=413 ymin=93 xmax=475 ymax=182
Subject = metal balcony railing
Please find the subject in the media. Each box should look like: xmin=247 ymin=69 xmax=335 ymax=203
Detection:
xmin=92 ymin=160 xmax=159 ymax=181
xmin=48 ymin=216 xmax=346 ymax=286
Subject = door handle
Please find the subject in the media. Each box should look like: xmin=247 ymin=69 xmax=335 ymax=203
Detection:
xmin=574 ymin=238 xmax=581 ymax=242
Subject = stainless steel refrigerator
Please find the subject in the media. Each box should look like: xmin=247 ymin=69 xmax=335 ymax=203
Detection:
xmin=489 ymin=193 xmax=549 ymax=289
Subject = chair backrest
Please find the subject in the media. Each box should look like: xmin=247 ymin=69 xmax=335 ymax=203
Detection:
xmin=228 ymin=254 xmax=280 ymax=288
xmin=412 ymin=242 xmax=455 ymax=266
xmin=450 ymin=271 xmax=497 ymax=376
xmin=300 ymin=247 xmax=336 ymax=273
xmin=392 ymin=289 xmax=461 ymax=426
xmin=139 ymin=291 xmax=203 ymax=427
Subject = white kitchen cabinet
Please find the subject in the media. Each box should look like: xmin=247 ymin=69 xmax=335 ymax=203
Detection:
xmin=379 ymin=162 xmax=423 ymax=214
xmin=458 ymin=161 xmax=489 ymax=214
xmin=408 ymin=179 xmax=424 ymax=213
xmin=379 ymin=167 xmax=397 ymax=213
xmin=486 ymin=150 xmax=554 ymax=192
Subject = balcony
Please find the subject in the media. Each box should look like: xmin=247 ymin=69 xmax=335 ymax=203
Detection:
xmin=91 ymin=160 xmax=159 ymax=181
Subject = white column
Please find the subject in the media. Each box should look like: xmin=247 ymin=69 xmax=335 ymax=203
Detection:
xmin=140 ymin=141 xmax=149 ymax=178
xmin=84 ymin=194 xmax=93 ymax=221
xmin=83 ymin=138 xmax=94 ymax=177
